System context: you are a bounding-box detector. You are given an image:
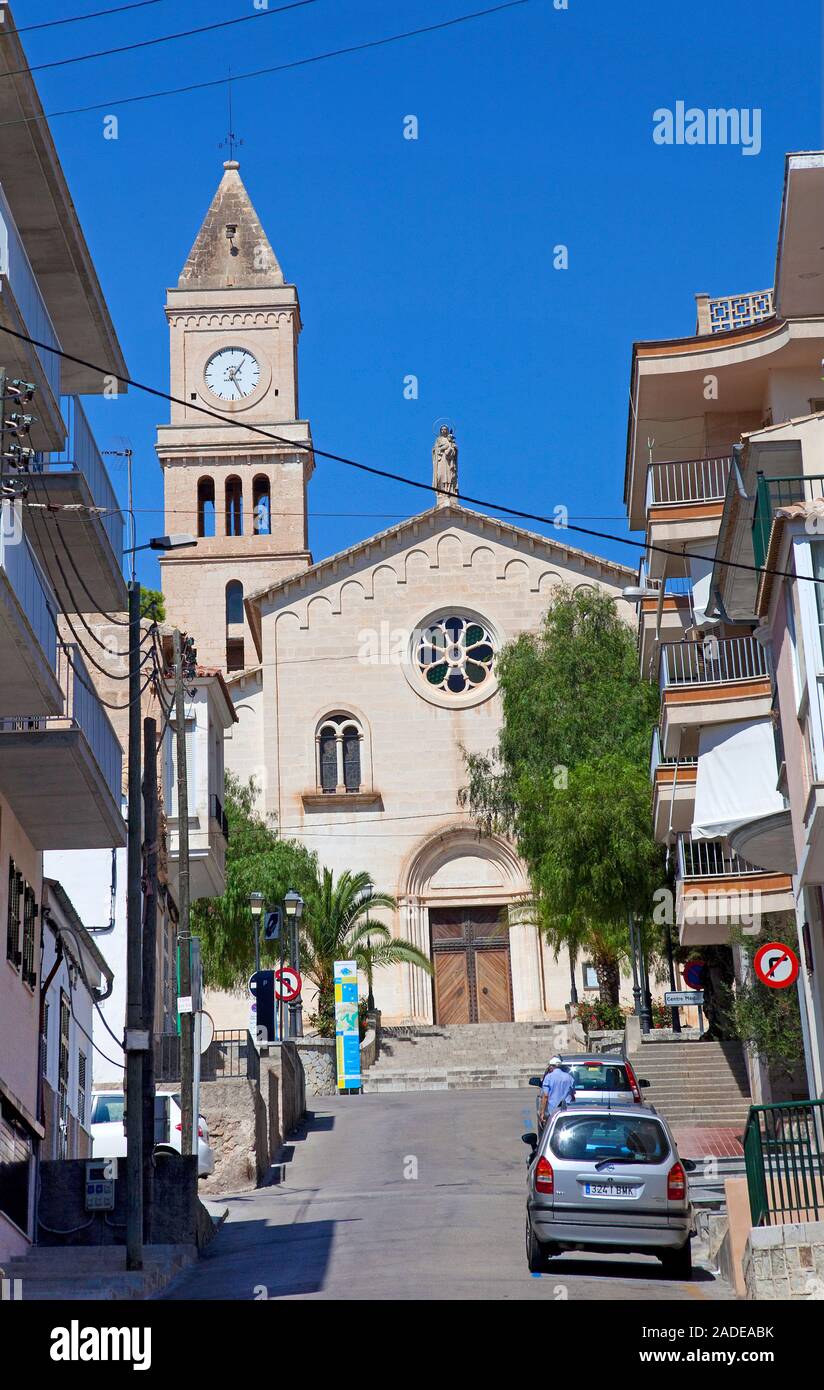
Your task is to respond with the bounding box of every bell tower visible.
[158,159,313,671]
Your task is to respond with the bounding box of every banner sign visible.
[334,960,361,1091]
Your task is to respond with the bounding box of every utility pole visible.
[141,716,159,1241]
[125,580,144,1271]
[174,629,194,1160]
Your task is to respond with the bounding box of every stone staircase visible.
[2,1243,198,1300]
[633,1040,752,1130]
[362,1022,569,1093]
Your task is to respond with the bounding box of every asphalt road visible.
[162,1089,736,1301]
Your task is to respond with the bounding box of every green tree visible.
[300,868,433,1035]
[730,923,804,1071]
[462,586,665,1002]
[140,588,165,623]
[191,773,318,991]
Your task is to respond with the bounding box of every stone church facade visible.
[158,161,637,1026]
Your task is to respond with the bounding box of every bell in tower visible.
[157,160,314,672]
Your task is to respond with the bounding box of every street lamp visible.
[283,890,305,1038]
[249,892,265,975]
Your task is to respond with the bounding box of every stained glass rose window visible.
[416,614,496,695]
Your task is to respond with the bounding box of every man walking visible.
[538,1056,575,1129]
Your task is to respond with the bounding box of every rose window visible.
[416,615,496,695]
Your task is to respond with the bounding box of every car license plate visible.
[584,1181,639,1198]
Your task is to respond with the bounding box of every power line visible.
[0,0,535,128]
[5,0,165,36]
[2,0,322,80]
[0,321,816,591]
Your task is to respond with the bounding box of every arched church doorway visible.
[430,906,513,1024]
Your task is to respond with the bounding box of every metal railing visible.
[43,396,124,562]
[210,792,229,842]
[649,726,698,782]
[743,1100,824,1227]
[154,1029,259,1083]
[645,456,731,508]
[660,635,769,688]
[752,473,824,570]
[62,645,122,805]
[0,183,62,400]
[0,501,59,677]
[677,833,760,879]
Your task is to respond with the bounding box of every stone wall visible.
[198,1039,306,1196]
[295,1028,377,1097]
[744,1221,824,1299]
[36,1154,210,1248]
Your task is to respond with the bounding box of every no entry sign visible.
[274,965,302,1002]
[753,942,800,990]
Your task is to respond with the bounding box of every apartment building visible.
[0,15,127,1262]
[626,150,824,1101]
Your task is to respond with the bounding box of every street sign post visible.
[754,942,800,990]
[664,990,704,1008]
[249,969,276,1043]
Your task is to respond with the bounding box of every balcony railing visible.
[743,1100,824,1227]
[1,644,122,803]
[0,183,61,401]
[645,456,731,509]
[752,473,824,570]
[677,833,760,879]
[649,727,698,783]
[696,289,774,335]
[40,397,124,562]
[210,792,229,842]
[0,501,59,671]
[660,636,769,688]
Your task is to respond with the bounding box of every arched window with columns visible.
[253,475,271,535]
[316,713,362,793]
[197,477,215,537]
[225,476,243,536]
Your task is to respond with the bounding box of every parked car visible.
[522,1103,695,1279]
[90,1089,215,1177]
[528,1054,651,1126]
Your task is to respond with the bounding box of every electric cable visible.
[0,321,817,588]
[2,0,322,80]
[7,0,165,36]
[0,1,535,129]
[26,472,136,625]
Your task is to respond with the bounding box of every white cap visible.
[548,1055,562,1067]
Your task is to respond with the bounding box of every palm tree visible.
[299,868,432,1034]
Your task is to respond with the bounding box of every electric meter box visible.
[84,1159,115,1211]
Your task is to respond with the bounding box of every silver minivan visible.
[523,1104,695,1279]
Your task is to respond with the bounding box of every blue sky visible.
[15,0,824,588]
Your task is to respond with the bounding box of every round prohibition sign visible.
[753,941,800,990]
[274,966,302,1002]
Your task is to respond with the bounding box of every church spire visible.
[177,160,285,291]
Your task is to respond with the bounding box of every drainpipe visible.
[38,911,63,1130]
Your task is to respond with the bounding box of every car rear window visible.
[570,1062,631,1092]
[91,1094,124,1125]
[549,1115,670,1165]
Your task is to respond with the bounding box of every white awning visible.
[692,719,785,840]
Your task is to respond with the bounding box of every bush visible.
[651,1000,673,1030]
[576,999,628,1032]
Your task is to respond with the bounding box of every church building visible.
[159,161,637,1026]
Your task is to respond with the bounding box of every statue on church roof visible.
[432,425,458,504]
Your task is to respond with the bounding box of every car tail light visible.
[174,1123,204,1138]
[624,1060,642,1102]
[667,1161,687,1200]
[535,1156,554,1194]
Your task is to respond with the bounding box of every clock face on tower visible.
[204,347,261,401]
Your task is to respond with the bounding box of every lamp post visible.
[283,890,304,1038]
[249,891,264,975]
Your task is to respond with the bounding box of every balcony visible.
[636,569,694,680]
[644,456,731,580]
[0,502,62,715]
[658,635,772,757]
[675,833,794,946]
[649,728,697,840]
[28,396,127,612]
[0,643,125,848]
[0,183,65,451]
[752,473,824,571]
